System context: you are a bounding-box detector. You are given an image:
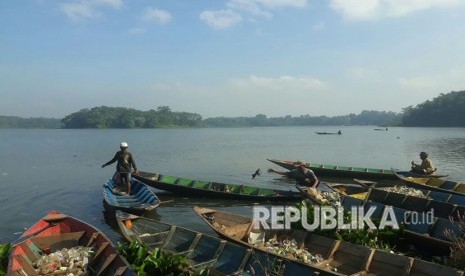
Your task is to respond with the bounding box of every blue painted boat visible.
[103,178,160,214]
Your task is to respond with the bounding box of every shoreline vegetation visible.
[1,90,464,129]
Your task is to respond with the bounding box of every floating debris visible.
[306,188,341,206]
[33,246,94,275]
[263,238,325,265]
[379,186,430,199]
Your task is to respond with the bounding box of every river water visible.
[1,126,465,244]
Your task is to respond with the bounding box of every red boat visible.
[8,211,134,276]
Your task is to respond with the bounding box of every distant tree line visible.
[2,90,465,128]
[204,110,401,127]
[0,116,62,128]
[61,106,203,128]
[402,90,465,127]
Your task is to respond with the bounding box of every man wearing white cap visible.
[102,142,139,195]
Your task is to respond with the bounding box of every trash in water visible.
[33,246,94,275]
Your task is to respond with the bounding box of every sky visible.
[1,0,465,119]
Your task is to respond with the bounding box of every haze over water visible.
[1,126,465,243]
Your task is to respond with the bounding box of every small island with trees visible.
[1,90,465,129]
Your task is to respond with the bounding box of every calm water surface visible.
[1,126,465,243]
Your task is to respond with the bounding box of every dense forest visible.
[61,106,203,128]
[1,90,464,128]
[402,90,465,126]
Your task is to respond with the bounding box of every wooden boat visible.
[315,132,341,135]
[323,183,465,220]
[298,183,463,255]
[193,207,463,276]
[132,171,302,201]
[8,211,134,276]
[115,211,326,275]
[267,158,448,179]
[103,178,160,214]
[396,172,465,197]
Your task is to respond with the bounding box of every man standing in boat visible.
[268,160,319,188]
[411,151,436,174]
[102,142,139,195]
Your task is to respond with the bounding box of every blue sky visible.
[1,0,465,119]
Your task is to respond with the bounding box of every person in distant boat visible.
[337,130,342,135]
[411,151,436,174]
[102,142,139,195]
[268,160,319,188]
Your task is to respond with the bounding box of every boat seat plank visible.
[328,241,372,275]
[410,258,464,276]
[96,253,117,275]
[425,201,456,219]
[384,193,407,208]
[364,201,385,220]
[213,243,250,275]
[449,195,465,206]
[440,181,459,191]
[401,196,430,213]
[428,191,451,203]
[13,254,38,276]
[366,250,413,276]
[304,234,339,259]
[43,213,68,222]
[453,183,465,193]
[367,189,388,203]
[29,231,85,252]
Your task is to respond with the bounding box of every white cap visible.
[120,142,128,148]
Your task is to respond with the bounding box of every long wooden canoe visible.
[316,132,341,135]
[115,210,331,275]
[193,207,463,276]
[298,183,463,255]
[267,158,448,179]
[324,183,465,221]
[396,172,465,197]
[8,211,134,276]
[103,178,160,214]
[132,171,302,201]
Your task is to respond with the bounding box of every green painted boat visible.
[297,183,463,255]
[193,206,463,276]
[133,171,302,201]
[115,211,329,275]
[267,158,448,180]
[326,182,464,221]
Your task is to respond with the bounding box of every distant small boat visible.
[133,171,302,201]
[103,178,160,214]
[8,211,134,275]
[315,132,341,135]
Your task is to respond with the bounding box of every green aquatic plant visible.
[117,241,208,276]
[0,243,11,276]
[293,200,404,251]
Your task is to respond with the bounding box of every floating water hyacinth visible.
[380,186,430,199]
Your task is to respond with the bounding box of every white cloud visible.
[232,75,328,91]
[312,21,325,31]
[256,0,307,9]
[60,0,123,21]
[141,7,172,24]
[128,27,146,35]
[329,0,465,21]
[399,66,465,92]
[201,0,307,29]
[200,10,242,29]
[227,0,273,18]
